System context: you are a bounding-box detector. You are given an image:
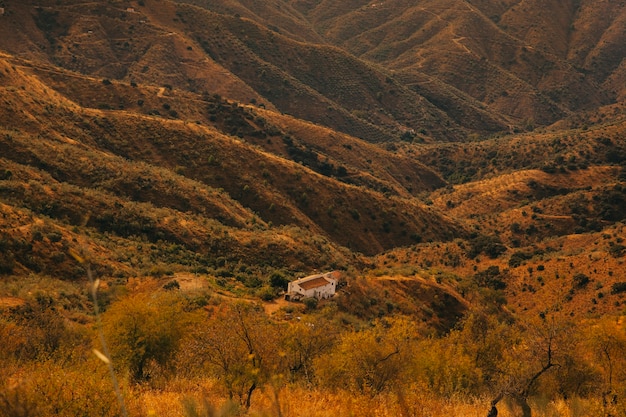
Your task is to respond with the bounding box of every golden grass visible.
[127,382,609,417]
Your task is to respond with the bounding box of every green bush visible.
[303,297,318,310]
[474,266,506,290]
[610,282,626,294]
[469,235,506,259]
[509,251,532,267]
[257,286,277,301]
[269,271,289,290]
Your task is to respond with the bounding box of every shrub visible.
[257,286,277,301]
[609,244,625,258]
[573,273,590,289]
[5,296,74,359]
[215,268,233,277]
[0,238,15,274]
[468,235,506,259]
[0,361,124,417]
[0,169,12,180]
[269,271,289,290]
[474,266,507,290]
[509,251,532,267]
[46,232,62,243]
[303,297,318,310]
[610,282,626,294]
[163,280,180,290]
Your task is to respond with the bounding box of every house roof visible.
[290,271,340,291]
[297,276,333,290]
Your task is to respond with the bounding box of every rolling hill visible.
[0,0,625,325]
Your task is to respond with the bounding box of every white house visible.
[286,271,340,300]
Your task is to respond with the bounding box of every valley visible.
[0,1,625,416]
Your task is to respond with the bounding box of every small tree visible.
[573,273,590,289]
[189,303,284,409]
[485,314,577,417]
[303,297,318,311]
[102,292,189,383]
[282,316,339,383]
[314,317,418,394]
[584,317,626,413]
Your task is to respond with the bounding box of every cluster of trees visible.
[102,293,626,416]
[2,289,626,417]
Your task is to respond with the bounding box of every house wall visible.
[313,282,335,299]
[287,281,302,295]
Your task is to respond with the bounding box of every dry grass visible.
[125,383,610,417]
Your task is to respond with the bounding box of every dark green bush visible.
[610,282,626,294]
[573,273,590,289]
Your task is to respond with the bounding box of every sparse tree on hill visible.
[281,316,339,384]
[314,316,418,394]
[584,317,626,416]
[102,292,189,383]
[188,302,284,409]
[485,314,577,417]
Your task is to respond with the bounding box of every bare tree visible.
[189,302,283,409]
[487,314,574,417]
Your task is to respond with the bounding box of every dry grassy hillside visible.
[0,0,512,140]
[0,51,466,270]
[288,0,624,126]
[0,0,623,319]
[0,0,624,303]
[2,0,623,139]
[175,0,325,43]
[2,2,626,416]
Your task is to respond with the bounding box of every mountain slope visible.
[0,53,464,261]
[0,0,625,326]
[0,0,509,140]
[287,0,624,124]
[3,0,623,139]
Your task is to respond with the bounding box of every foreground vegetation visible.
[1,262,626,417]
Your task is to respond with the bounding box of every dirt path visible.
[171,272,207,291]
[263,297,290,315]
[171,272,287,315]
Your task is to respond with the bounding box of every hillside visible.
[1,1,626,415]
[288,0,625,125]
[0,0,624,326]
[0,51,465,276]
